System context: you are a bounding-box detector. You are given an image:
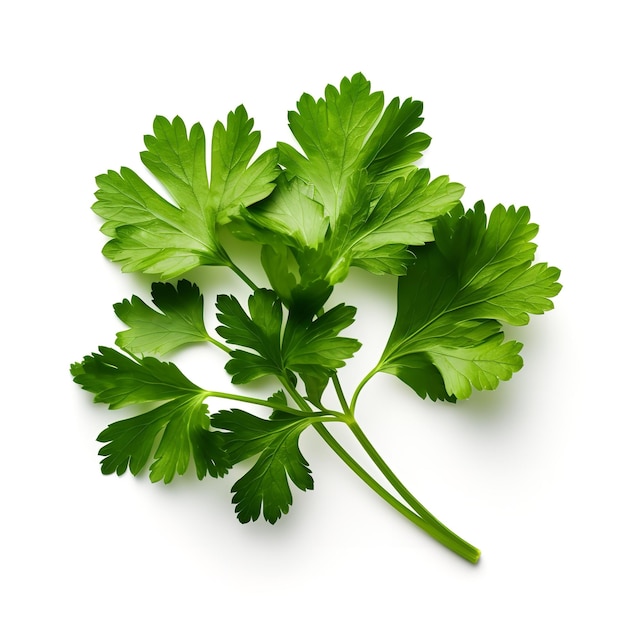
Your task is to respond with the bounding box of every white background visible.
[2,1,624,623]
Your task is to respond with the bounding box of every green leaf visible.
[215,289,360,392]
[243,173,329,250]
[71,346,203,409]
[259,244,298,306]
[381,354,454,402]
[361,95,431,176]
[350,243,416,276]
[213,409,314,523]
[282,303,361,400]
[283,304,360,369]
[426,332,523,400]
[278,73,432,226]
[351,169,464,250]
[329,168,464,278]
[93,166,228,279]
[92,110,278,279]
[215,289,284,383]
[141,116,211,214]
[97,395,230,482]
[71,347,228,481]
[379,202,562,400]
[433,203,562,325]
[278,73,384,224]
[238,74,461,299]
[114,280,209,356]
[209,105,280,224]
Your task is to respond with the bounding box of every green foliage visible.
[215,288,360,398]
[235,73,463,303]
[379,202,561,400]
[71,348,229,482]
[92,110,278,279]
[212,408,315,523]
[72,73,562,563]
[71,346,203,408]
[114,279,210,356]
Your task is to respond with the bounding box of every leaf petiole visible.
[207,335,231,354]
[331,373,351,415]
[204,389,324,418]
[225,258,259,292]
[349,365,380,414]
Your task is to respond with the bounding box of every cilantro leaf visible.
[70,346,203,408]
[71,348,228,481]
[141,116,212,215]
[215,289,284,383]
[350,170,464,251]
[215,289,360,394]
[209,105,280,225]
[327,168,464,281]
[379,202,562,400]
[93,166,227,278]
[278,72,429,224]
[278,72,382,222]
[282,302,361,402]
[283,303,361,370]
[114,280,209,356]
[235,173,329,250]
[97,395,230,482]
[92,110,278,279]
[73,74,562,564]
[258,244,299,306]
[212,409,314,523]
[237,73,462,306]
[360,93,431,177]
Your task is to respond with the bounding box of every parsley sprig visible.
[72,73,561,563]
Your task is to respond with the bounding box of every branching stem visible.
[219,256,480,563]
[313,422,480,563]
[281,373,480,563]
[347,418,480,562]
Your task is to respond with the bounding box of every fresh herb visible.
[71,73,561,563]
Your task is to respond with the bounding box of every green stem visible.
[347,418,480,562]
[282,374,479,563]
[204,389,323,417]
[313,422,480,563]
[207,335,231,354]
[280,375,311,411]
[350,364,380,414]
[227,260,259,292]
[331,373,351,415]
[342,369,478,560]
[219,257,479,561]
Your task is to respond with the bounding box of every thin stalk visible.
[347,418,480,561]
[331,373,351,415]
[313,422,480,563]
[280,375,313,412]
[204,389,323,418]
[207,335,231,354]
[227,260,259,292]
[282,374,479,563]
[349,364,380,414]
